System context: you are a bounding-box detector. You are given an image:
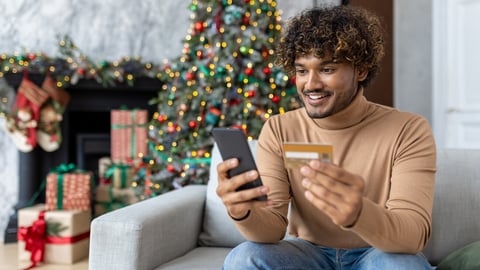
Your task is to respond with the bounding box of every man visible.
[216,5,436,269]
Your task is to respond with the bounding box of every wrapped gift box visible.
[111,109,148,162]
[17,204,91,264]
[45,168,93,211]
[94,185,139,216]
[95,184,139,205]
[98,156,134,188]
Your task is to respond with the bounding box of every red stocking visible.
[3,77,49,152]
[37,75,70,152]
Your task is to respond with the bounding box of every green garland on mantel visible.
[0,35,169,89]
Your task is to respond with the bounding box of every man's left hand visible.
[300,160,365,227]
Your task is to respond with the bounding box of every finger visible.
[304,189,340,217]
[217,158,239,181]
[302,178,342,208]
[300,166,347,195]
[216,168,266,198]
[304,160,363,190]
[220,179,269,204]
[303,187,359,226]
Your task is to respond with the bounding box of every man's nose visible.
[305,72,324,90]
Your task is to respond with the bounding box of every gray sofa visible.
[89,142,480,269]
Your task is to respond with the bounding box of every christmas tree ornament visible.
[263,67,271,76]
[3,76,49,152]
[37,75,71,152]
[194,21,205,32]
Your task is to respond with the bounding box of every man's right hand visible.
[216,158,271,220]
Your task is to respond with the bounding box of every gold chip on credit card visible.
[282,142,333,170]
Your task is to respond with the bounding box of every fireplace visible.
[3,73,161,242]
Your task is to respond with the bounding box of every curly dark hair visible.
[275,5,385,88]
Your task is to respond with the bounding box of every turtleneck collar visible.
[308,87,372,130]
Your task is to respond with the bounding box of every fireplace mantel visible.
[3,73,161,242]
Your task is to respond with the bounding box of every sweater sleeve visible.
[344,116,437,253]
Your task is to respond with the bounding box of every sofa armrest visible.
[89,185,207,270]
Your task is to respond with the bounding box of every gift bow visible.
[50,163,76,174]
[18,211,47,269]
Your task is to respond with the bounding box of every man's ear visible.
[356,66,368,82]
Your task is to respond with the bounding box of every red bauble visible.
[272,95,281,103]
[242,15,250,26]
[263,67,271,76]
[167,125,176,133]
[28,53,36,60]
[167,164,176,172]
[247,90,256,98]
[77,68,85,75]
[209,107,221,115]
[188,120,197,129]
[186,72,195,81]
[245,67,254,76]
[157,114,167,123]
[229,98,241,106]
[196,50,203,59]
[194,21,205,32]
[290,76,296,85]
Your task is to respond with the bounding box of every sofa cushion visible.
[198,141,256,247]
[154,247,230,270]
[436,241,480,270]
[422,149,480,265]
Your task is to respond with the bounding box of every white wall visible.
[0,0,333,243]
[394,0,433,124]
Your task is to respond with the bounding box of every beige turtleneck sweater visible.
[233,90,437,254]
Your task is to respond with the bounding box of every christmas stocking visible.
[37,75,70,152]
[3,76,49,152]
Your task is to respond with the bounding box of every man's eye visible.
[322,68,335,73]
[295,69,306,74]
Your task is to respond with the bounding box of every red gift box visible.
[45,165,92,211]
[111,109,148,162]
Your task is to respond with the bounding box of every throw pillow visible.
[437,241,480,270]
[197,141,258,247]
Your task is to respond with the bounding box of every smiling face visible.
[294,53,368,119]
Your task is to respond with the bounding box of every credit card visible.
[283,142,333,170]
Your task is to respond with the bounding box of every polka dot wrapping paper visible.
[45,171,93,211]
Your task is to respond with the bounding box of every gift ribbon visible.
[45,230,90,245]
[104,163,130,188]
[17,211,46,269]
[111,109,147,159]
[49,163,77,210]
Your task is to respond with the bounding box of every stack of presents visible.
[17,108,150,267]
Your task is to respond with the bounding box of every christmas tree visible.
[143,0,299,195]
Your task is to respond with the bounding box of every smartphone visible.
[211,127,267,201]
